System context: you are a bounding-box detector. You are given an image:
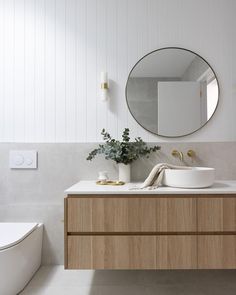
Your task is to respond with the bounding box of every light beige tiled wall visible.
[0,142,236,264]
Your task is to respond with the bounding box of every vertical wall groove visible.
[0,0,235,142]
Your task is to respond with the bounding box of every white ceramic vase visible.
[118,163,131,183]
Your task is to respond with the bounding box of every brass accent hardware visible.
[96,180,125,186]
[101,82,108,89]
[187,150,196,158]
[171,150,183,161]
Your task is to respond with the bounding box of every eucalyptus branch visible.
[86,128,160,165]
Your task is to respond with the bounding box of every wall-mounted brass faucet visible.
[171,150,183,161]
[187,149,196,161]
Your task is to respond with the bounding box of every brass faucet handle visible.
[187,149,196,158]
[171,150,183,161]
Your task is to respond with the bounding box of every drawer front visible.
[67,197,156,232]
[67,197,196,233]
[156,235,197,269]
[156,198,196,232]
[67,236,156,269]
[67,235,197,269]
[198,235,236,269]
[198,198,236,232]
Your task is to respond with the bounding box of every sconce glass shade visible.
[101,71,108,101]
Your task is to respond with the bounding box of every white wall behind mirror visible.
[0,0,235,142]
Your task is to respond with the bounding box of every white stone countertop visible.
[65,180,236,195]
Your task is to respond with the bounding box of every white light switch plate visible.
[9,150,38,169]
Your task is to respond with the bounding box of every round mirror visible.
[126,47,219,137]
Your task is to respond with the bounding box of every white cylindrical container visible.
[98,171,109,182]
[118,163,131,183]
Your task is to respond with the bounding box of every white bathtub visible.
[0,223,43,295]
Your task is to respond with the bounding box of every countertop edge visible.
[64,180,236,195]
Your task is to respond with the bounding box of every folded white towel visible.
[140,163,192,189]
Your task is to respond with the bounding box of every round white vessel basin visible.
[162,167,215,188]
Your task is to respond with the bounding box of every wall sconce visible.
[100,71,108,101]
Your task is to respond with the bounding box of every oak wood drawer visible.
[67,197,196,232]
[67,235,197,269]
[198,235,236,269]
[67,197,156,232]
[198,198,236,232]
[156,235,197,269]
[156,198,196,232]
[67,235,156,269]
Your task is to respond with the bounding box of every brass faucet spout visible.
[171,150,183,161]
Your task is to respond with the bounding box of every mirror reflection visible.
[126,47,219,137]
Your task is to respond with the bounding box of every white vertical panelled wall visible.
[0,0,235,142]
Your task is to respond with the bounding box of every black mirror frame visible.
[125,46,220,138]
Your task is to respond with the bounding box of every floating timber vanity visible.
[64,181,236,270]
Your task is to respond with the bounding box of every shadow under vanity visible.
[64,181,236,270]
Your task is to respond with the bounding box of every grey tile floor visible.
[20,266,236,295]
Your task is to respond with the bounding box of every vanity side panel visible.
[64,198,68,269]
[156,236,197,269]
[156,198,196,232]
[198,196,236,232]
[67,236,156,269]
[198,235,236,269]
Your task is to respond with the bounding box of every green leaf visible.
[86,128,161,164]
